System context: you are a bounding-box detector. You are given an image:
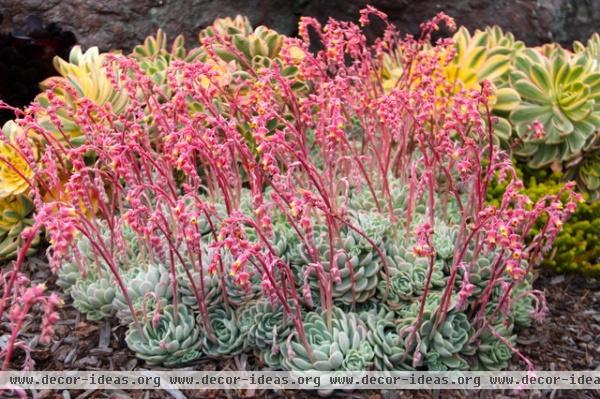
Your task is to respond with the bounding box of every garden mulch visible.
[2,256,599,398]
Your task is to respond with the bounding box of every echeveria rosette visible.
[125,304,203,366]
[411,260,447,295]
[178,249,260,311]
[432,222,458,261]
[510,282,534,329]
[70,272,117,321]
[280,307,373,371]
[509,47,600,168]
[202,307,246,357]
[360,306,414,371]
[246,299,300,368]
[301,210,389,305]
[419,311,473,371]
[112,264,173,325]
[396,290,446,327]
[56,261,81,293]
[379,270,413,311]
[452,252,494,296]
[474,321,516,371]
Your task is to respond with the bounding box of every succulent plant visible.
[379,270,413,310]
[236,299,259,345]
[201,306,246,357]
[178,250,260,311]
[446,27,523,142]
[432,222,458,260]
[565,136,600,199]
[474,321,516,371]
[125,303,203,366]
[411,260,447,294]
[112,264,173,325]
[0,121,35,198]
[35,46,129,145]
[360,306,414,371]
[574,32,600,66]
[131,30,206,90]
[510,282,534,329]
[70,271,117,321]
[452,251,494,296]
[200,17,283,70]
[0,194,40,260]
[300,211,389,305]
[280,307,373,371]
[245,299,300,368]
[198,15,305,93]
[509,46,600,168]
[418,311,473,370]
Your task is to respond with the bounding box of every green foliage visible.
[489,167,600,275]
[0,194,39,260]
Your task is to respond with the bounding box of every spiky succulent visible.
[280,307,373,371]
[200,17,283,70]
[112,264,173,325]
[0,194,40,260]
[35,46,129,145]
[201,306,245,357]
[131,30,206,91]
[125,303,203,366]
[70,271,117,321]
[245,299,300,368]
[509,47,600,168]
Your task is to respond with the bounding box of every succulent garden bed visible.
[0,6,599,398]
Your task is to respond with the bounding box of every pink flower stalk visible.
[0,7,580,370]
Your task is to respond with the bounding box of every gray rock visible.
[1,0,599,51]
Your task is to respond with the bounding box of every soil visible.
[2,257,599,399]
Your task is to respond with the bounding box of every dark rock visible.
[2,0,600,53]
